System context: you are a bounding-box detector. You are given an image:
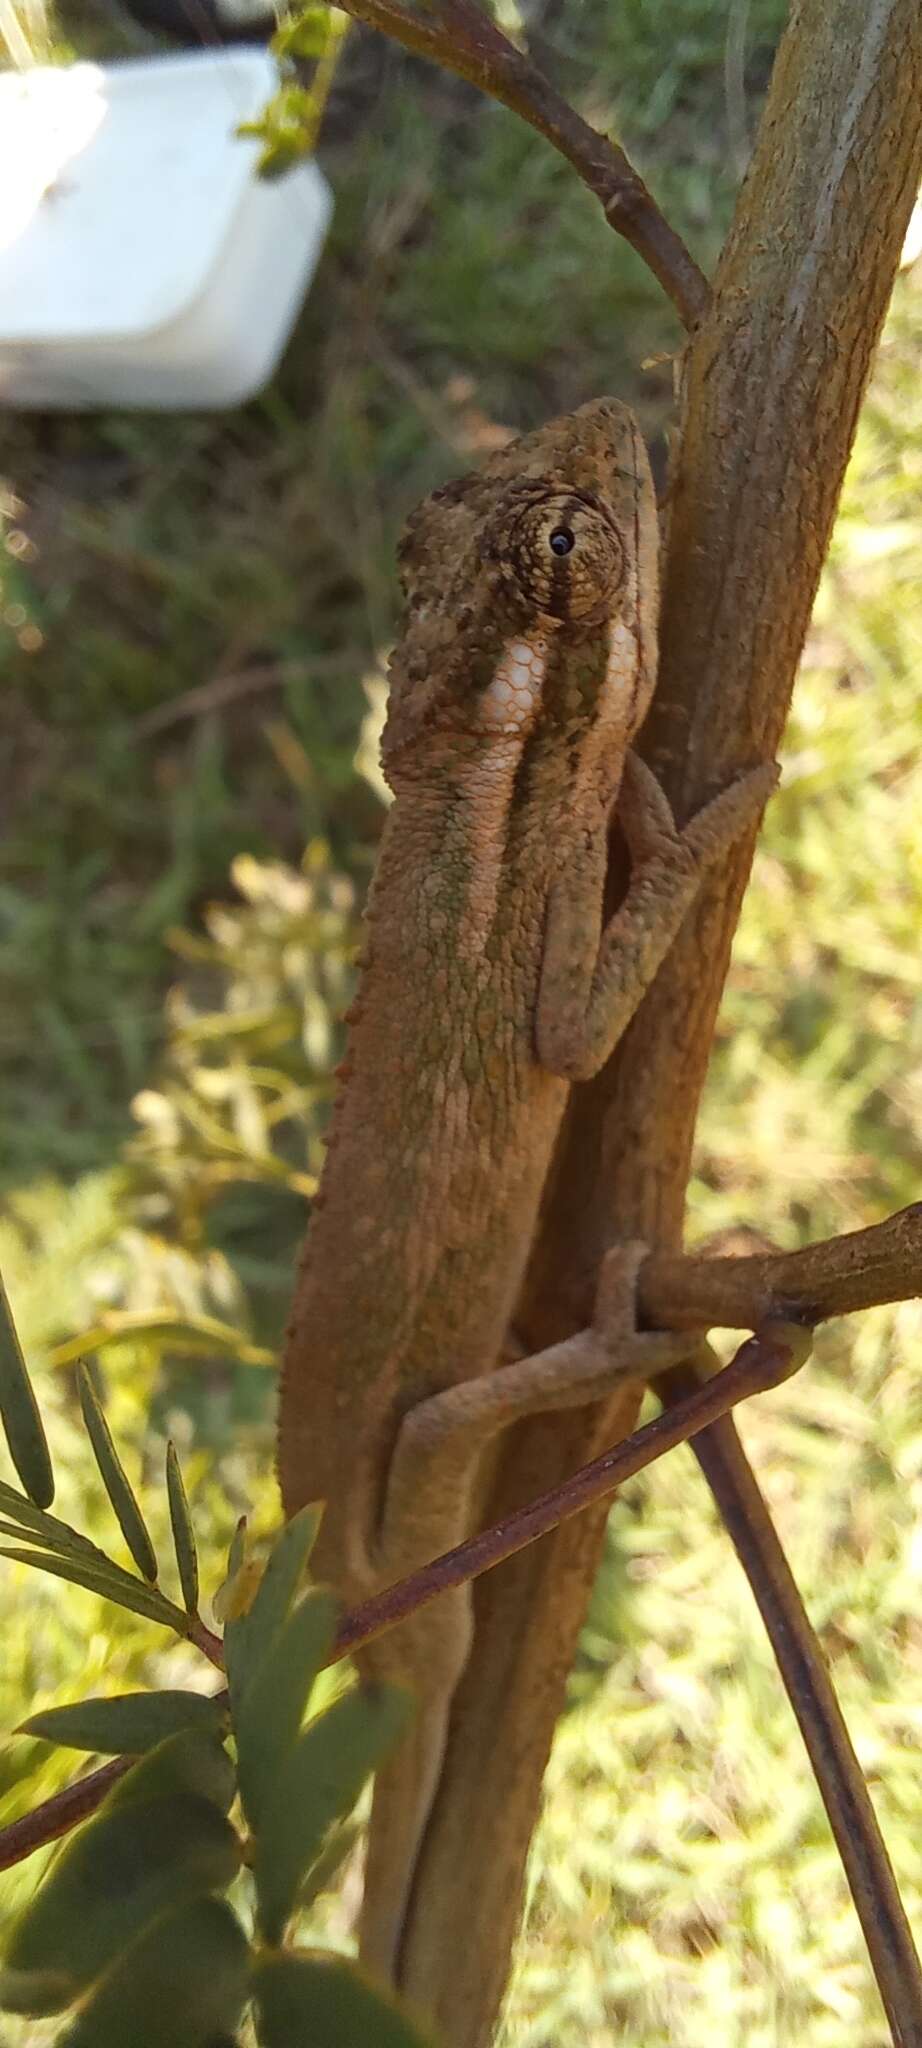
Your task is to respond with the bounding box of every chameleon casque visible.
[278,398,774,2005]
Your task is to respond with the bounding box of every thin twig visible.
[325,0,708,328]
[3,1196,920,1876]
[186,1613,225,1667]
[130,655,355,739]
[639,1203,922,1332]
[658,1358,922,2048]
[332,1323,808,1657]
[0,1756,129,1870]
[0,1324,803,1873]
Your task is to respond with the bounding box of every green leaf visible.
[1,1788,240,2013]
[257,137,308,179]
[227,1514,247,1579]
[224,1502,324,1708]
[19,1689,227,1755]
[0,1546,185,1629]
[235,1587,337,1825]
[0,1506,149,1592]
[296,1817,360,1911]
[0,1479,123,1569]
[105,1729,237,1815]
[48,1310,274,1371]
[78,1362,158,1581]
[255,1681,412,1943]
[272,7,338,59]
[166,1440,199,1614]
[57,1897,249,2048]
[253,1950,436,2048]
[0,1266,54,1509]
[212,1513,252,1626]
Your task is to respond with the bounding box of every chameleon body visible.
[278,399,773,1996]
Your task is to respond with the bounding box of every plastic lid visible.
[0,52,287,342]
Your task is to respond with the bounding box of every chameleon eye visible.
[488,487,625,624]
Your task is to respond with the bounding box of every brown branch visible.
[0,1756,129,1871]
[0,1325,804,1877]
[332,1323,807,1657]
[413,9,922,2034]
[10,1188,916,1876]
[639,1203,922,1332]
[659,1359,922,2048]
[6,1186,919,1908]
[129,656,352,738]
[323,0,708,329]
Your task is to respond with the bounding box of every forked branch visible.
[0,1324,805,1877]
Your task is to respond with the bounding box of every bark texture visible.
[396,4,922,2040]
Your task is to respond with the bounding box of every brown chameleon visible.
[278,398,774,1998]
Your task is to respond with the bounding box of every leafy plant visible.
[0,1283,431,2048]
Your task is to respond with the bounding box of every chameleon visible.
[277,397,775,1995]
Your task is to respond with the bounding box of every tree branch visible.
[8,1291,922,2048]
[333,1324,808,1657]
[0,1756,129,1872]
[0,1324,805,1878]
[659,1359,922,2048]
[403,8,922,2037]
[322,0,708,328]
[639,1203,922,1332]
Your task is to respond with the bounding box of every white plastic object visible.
[0,51,333,409]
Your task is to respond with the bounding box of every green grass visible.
[0,0,783,1182]
[5,4,922,2042]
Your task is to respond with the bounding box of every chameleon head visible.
[383,397,659,782]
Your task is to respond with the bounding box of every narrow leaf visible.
[253,1951,435,2048]
[0,1510,150,1592]
[166,1440,199,1614]
[0,1479,125,1569]
[297,1817,360,1911]
[105,1729,236,1815]
[78,1363,158,1582]
[0,1547,185,1630]
[0,1268,53,1509]
[1,1792,240,2012]
[19,1690,227,1755]
[49,1311,274,1370]
[224,1502,324,1708]
[272,7,338,58]
[222,1515,247,1593]
[212,1515,254,1628]
[235,1588,338,1825]
[57,1897,248,2048]
[255,1681,412,1943]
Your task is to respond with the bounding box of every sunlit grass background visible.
[1,2,921,2041]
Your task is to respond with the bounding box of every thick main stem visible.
[395,6,922,2041]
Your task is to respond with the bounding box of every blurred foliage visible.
[0,1469,427,2048]
[0,0,784,1183]
[2,0,922,2042]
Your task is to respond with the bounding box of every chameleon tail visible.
[358,1688,451,1984]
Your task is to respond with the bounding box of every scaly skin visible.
[278,398,773,2002]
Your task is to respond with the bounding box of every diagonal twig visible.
[321,0,708,328]
[6,1285,922,2045]
[658,1357,922,2048]
[0,1323,802,1875]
